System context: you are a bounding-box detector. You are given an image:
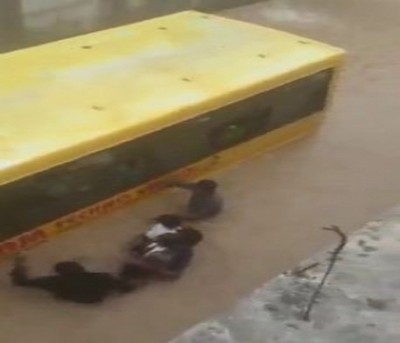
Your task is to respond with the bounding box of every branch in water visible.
[302,225,348,321]
[291,262,320,277]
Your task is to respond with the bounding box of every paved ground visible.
[1,0,400,342]
[171,215,400,343]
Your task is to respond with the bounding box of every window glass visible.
[210,110,272,150]
[0,142,153,240]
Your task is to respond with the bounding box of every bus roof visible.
[0,11,344,185]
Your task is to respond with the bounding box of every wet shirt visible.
[188,190,223,218]
[11,267,133,304]
[175,183,223,218]
[144,223,182,240]
[141,242,193,273]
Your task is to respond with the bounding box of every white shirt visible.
[145,224,182,240]
[143,242,167,257]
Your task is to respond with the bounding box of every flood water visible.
[1,1,400,343]
[0,0,251,52]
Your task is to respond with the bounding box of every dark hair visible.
[196,179,217,192]
[154,214,182,228]
[180,229,203,246]
[54,261,85,275]
[158,229,203,248]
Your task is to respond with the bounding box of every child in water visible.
[10,255,135,304]
[168,179,223,221]
[129,214,183,255]
[121,228,203,280]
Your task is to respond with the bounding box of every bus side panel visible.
[0,112,322,260]
[0,66,338,258]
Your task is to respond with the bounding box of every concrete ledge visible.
[171,217,400,342]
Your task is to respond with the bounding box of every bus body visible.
[0,11,345,258]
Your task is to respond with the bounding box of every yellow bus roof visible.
[0,11,344,186]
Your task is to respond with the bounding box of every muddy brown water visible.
[1,0,400,342]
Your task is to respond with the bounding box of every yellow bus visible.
[0,11,345,258]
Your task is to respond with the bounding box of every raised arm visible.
[10,256,57,290]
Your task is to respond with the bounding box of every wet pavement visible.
[171,216,400,343]
[1,0,400,343]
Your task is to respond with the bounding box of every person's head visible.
[154,214,182,228]
[158,229,203,248]
[53,261,86,276]
[196,179,218,193]
[179,229,203,247]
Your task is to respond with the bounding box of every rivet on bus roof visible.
[91,105,105,111]
[201,15,210,19]
[158,27,168,30]
[298,40,311,44]
[258,54,267,58]
[182,78,192,82]
[81,45,93,49]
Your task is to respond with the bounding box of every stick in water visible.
[302,225,347,321]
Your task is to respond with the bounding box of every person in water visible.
[10,255,135,304]
[120,228,203,281]
[129,214,184,255]
[168,179,223,220]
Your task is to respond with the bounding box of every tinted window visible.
[210,110,271,150]
[0,141,157,240]
[271,69,333,127]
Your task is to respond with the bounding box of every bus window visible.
[210,110,272,150]
[138,70,333,176]
[0,143,155,240]
[271,69,333,127]
[144,118,211,176]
